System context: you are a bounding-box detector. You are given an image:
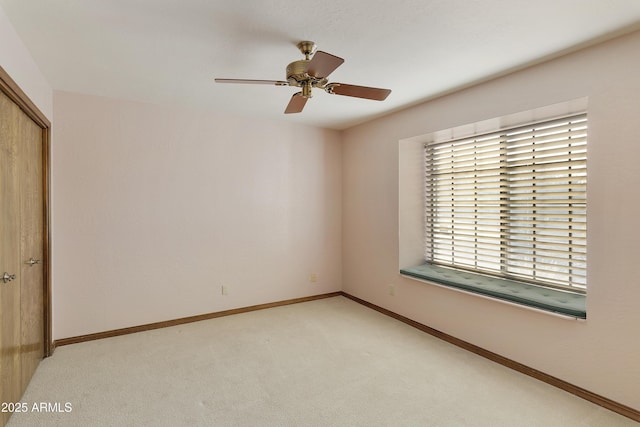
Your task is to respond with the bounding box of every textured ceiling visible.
[2,0,640,129]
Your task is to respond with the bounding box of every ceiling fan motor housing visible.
[286,59,328,92]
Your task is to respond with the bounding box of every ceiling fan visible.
[215,41,392,114]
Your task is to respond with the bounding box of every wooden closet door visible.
[18,100,45,392]
[0,90,22,427]
[0,88,45,427]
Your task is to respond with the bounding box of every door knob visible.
[25,258,41,267]
[2,272,16,283]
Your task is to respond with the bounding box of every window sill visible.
[400,264,586,319]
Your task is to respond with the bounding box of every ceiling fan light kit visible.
[215,41,391,114]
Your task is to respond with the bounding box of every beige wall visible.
[342,30,640,410]
[0,5,52,119]
[52,91,342,339]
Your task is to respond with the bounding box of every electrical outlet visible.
[310,273,317,283]
[388,284,396,296]
[221,285,228,296]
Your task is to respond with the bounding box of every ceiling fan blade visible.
[215,78,288,86]
[306,51,344,78]
[328,83,391,101]
[284,93,307,114]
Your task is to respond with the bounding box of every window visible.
[424,113,587,293]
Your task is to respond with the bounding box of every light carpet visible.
[7,296,638,426]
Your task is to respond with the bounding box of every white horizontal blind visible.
[424,113,587,291]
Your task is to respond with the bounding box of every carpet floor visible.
[7,296,638,426]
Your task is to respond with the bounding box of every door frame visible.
[0,65,52,357]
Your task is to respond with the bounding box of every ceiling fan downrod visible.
[297,40,317,59]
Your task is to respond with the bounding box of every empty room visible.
[1,0,640,425]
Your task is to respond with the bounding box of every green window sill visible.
[400,264,586,319]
